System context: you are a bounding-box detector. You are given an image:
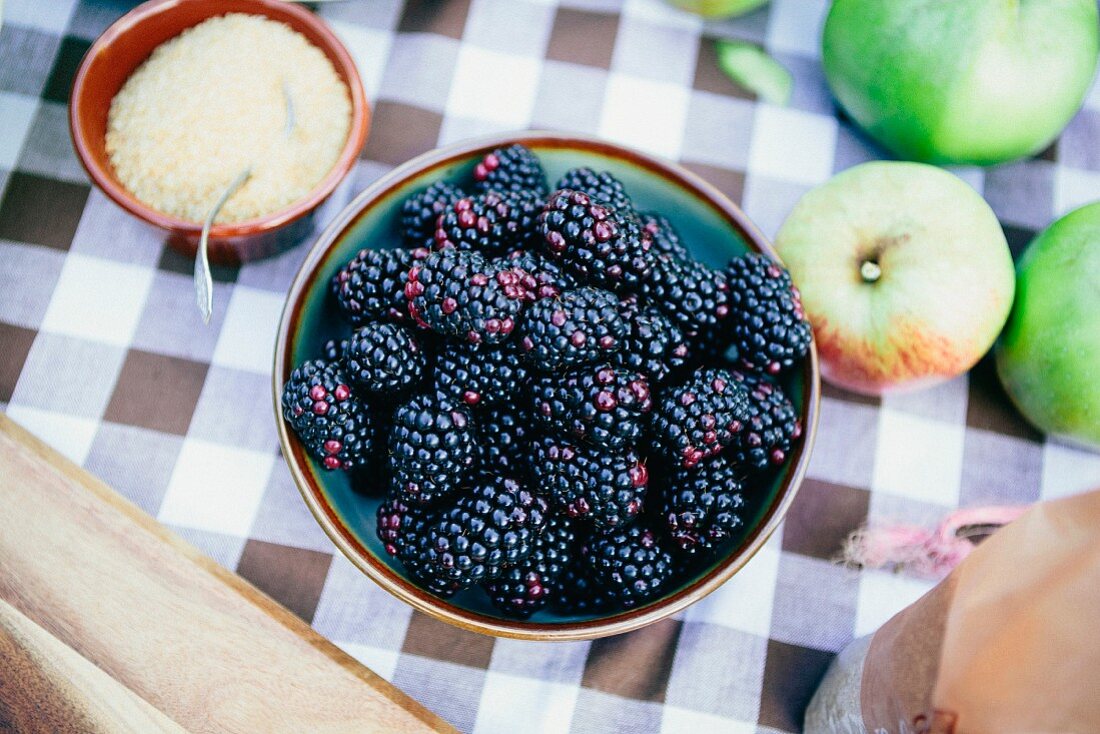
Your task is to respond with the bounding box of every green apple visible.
[666,0,768,19]
[774,161,1015,395]
[822,0,1100,165]
[996,203,1100,450]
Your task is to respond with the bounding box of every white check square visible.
[854,569,935,637]
[1041,441,1100,501]
[765,0,828,58]
[336,641,400,682]
[599,73,690,160]
[5,0,78,33]
[0,92,38,170]
[328,21,394,103]
[40,253,154,347]
[474,672,579,734]
[446,46,539,128]
[748,104,837,186]
[211,286,285,375]
[684,536,780,638]
[661,706,755,734]
[1054,165,1100,217]
[4,406,99,466]
[872,408,964,507]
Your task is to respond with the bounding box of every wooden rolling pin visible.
[0,414,454,733]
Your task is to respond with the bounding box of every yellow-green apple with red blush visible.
[666,0,768,18]
[774,162,1015,395]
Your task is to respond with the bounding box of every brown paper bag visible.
[806,489,1100,734]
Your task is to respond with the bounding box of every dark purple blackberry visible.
[641,253,731,340]
[615,299,688,384]
[495,249,579,300]
[730,370,802,470]
[332,246,430,325]
[581,525,674,609]
[472,144,548,195]
[433,191,542,255]
[388,395,477,505]
[344,322,426,396]
[531,436,648,529]
[662,455,746,555]
[377,498,462,597]
[422,474,550,589]
[530,364,652,450]
[281,360,372,471]
[640,212,690,261]
[650,367,750,469]
[552,562,616,614]
[517,287,627,372]
[538,189,653,291]
[433,340,529,408]
[555,167,634,214]
[322,338,348,361]
[406,249,529,345]
[483,516,576,617]
[401,181,465,245]
[478,405,535,476]
[726,253,812,374]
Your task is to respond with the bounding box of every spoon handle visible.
[194,167,251,324]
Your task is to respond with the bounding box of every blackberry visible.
[495,249,579,300]
[552,562,616,614]
[478,405,535,476]
[433,191,542,255]
[472,144,548,196]
[388,394,478,505]
[517,287,627,372]
[483,516,576,617]
[332,246,430,325]
[281,359,372,471]
[640,212,690,261]
[538,189,652,291]
[344,322,426,396]
[322,338,348,361]
[423,474,550,588]
[401,181,465,245]
[730,370,802,470]
[530,364,652,450]
[615,299,688,384]
[433,340,529,408]
[377,498,462,597]
[406,248,529,345]
[726,253,812,374]
[642,253,731,339]
[555,167,634,214]
[662,455,746,555]
[650,367,750,469]
[581,525,674,609]
[532,436,648,529]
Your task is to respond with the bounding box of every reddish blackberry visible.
[495,249,579,300]
[530,364,652,450]
[434,191,541,255]
[650,367,750,469]
[581,525,674,609]
[517,287,627,372]
[406,249,529,345]
[388,395,478,505]
[401,181,465,245]
[730,370,801,470]
[642,253,731,339]
[662,455,746,555]
[538,189,652,291]
[472,144,548,195]
[332,246,430,325]
[555,167,634,214]
[640,212,690,261]
[483,516,576,617]
[281,359,372,471]
[615,299,689,384]
[423,474,550,589]
[532,436,648,529]
[479,405,535,476]
[345,322,426,396]
[726,253,812,374]
[433,340,529,408]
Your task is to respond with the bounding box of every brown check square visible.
[362,102,443,167]
[397,0,472,40]
[582,618,681,703]
[681,161,745,205]
[546,8,620,70]
[402,611,496,670]
[0,321,36,402]
[782,478,870,562]
[758,640,834,732]
[103,349,209,436]
[0,171,89,251]
[236,539,334,624]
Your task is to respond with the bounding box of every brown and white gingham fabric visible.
[3,1,1100,731]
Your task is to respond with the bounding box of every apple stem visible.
[860,260,882,283]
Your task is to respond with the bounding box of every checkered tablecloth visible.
[4,0,1100,731]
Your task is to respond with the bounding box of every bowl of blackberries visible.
[274,133,820,639]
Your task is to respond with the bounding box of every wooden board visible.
[0,414,454,734]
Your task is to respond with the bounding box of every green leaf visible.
[714,40,792,106]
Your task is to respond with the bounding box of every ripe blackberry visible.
[377,498,462,597]
[530,364,652,450]
[538,189,653,291]
[423,474,550,589]
[726,253,812,374]
[555,167,634,214]
[483,516,576,617]
[472,144,548,196]
[344,322,426,396]
[552,562,616,614]
[517,287,627,372]
[642,253,731,339]
[479,406,535,476]
[581,525,674,609]
[662,455,746,555]
[434,340,529,408]
[406,249,529,345]
[401,181,465,245]
[640,212,690,261]
[332,246,430,325]
[615,299,688,384]
[532,436,648,529]
[730,370,802,470]
[281,360,372,471]
[322,338,347,361]
[495,249,579,300]
[650,368,750,469]
[388,394,478,505]
[434,191,541,255]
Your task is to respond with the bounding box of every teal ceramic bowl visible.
[273,132,820,640]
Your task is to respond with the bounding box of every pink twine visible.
[841,505,1030,579]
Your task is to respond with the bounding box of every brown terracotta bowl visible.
[273,132,820,640]
[69,0,370,265]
